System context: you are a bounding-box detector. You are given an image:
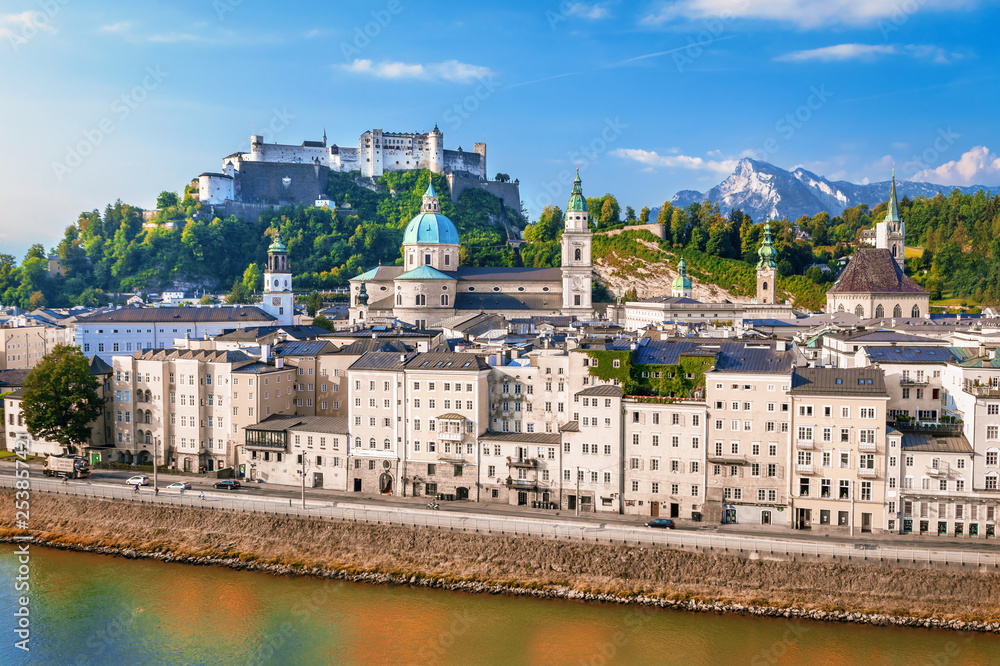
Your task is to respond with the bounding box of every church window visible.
[575,295,582,306]
[762,282,767,291]
[415,295,426,306]
[468,286,475,291]
[493,287,500,292]
[444,254,451,266]
[396,295,402,305]
[575,248,581,261]
[893,304,902,318]
[441,294,449,306]
[912,305,920,318]
[855,305,864,317]
[424,254,431,265]
[875,304,884,318]
[518,287,525,292]
[542,287,550,292]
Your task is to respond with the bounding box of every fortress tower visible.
[473,142,486,180]
[561,170,593,317]
[428,125,444,173]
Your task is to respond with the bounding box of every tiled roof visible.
[827,248,927,294]
[131,349,255,364]
[349,351,412,371]
[273,340,338,357]
[0,369,30,389]
[338,339,411,355]
[232,361,297,374]
[901,432,973,453]
[404,352,490,372]
[560,421,580,432]
[478,431,562,444]
[789,368,888,396]
[88,356,113,375]
[713,343,795,374]
[77,306,275,324]
[214,325,335,342]
[576,384,624,397]
[246,414,349,434]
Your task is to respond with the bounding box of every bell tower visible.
[262,232,294,326]
[876,170,905,270]
[561,170,593,317]
[756,222,777,305]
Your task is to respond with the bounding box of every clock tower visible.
[561,170,594,318]
[262,233,294,326]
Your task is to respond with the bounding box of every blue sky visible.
[2,0,999,259]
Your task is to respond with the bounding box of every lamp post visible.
[300,451,307,509]
[153,437,159,494]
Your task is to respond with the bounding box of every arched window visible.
[144,432,151,444]
[837,304,845,313]
[912,304,920,318]
[875,304,884,318]
[893,304,902,318]
[384,438,391,450]
[892,245,897,257]
[575,248,581,261]
[355,437,361,448]
[369,437,376,449]
[396,295,402,305]
[855,305,864,317]
[441,294,449,306]
[144,410,151,424]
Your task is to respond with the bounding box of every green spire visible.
[424,179,437,199]
[672,258,692,291]
[756,222,777,270]
[357,280,369,306]
[884,170,901,223]
[567,168,588,212]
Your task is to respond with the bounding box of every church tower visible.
[561,170,593,317]
[262,233,294,326]
[876,171,905,270]
[756,222,777,305]
[672,259,693,298]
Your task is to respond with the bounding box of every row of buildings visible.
[5,175,1000,540]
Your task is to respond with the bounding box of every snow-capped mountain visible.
[670,158,1000,221]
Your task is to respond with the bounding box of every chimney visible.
[261,344,270,362]
[276,357,284,369]
[399,353,406,364]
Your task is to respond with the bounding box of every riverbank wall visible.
[4,492,1000,633]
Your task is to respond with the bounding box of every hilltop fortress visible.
[197,126,519,212]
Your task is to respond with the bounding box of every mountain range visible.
[670,158,1000,222]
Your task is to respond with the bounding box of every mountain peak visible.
[671,160,1000,221]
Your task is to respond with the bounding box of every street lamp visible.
[153,437,159,494]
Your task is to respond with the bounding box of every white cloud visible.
[914,146,1000,186]
[777,43,960,63]
[612,148,737,174]
[566,2,612,19]
[99,21,131,34]
[340,59,494,83]
[641,0,976,29]
[0,10,56,39]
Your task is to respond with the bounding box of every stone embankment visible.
[4,492,1000,633]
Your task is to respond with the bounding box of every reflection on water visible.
[1,545,998,665]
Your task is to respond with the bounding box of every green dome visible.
[756,222,777,269]
[402,213,460,245]
[567,171,588,212]
[268,233,287,253]
[673,258,692,290]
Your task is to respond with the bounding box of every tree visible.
[156,191,179,209]
[22,345,102,454]
[29,291,47,309]
[312,313,335,331]
[639,206,651,225]
[199,294,215,305]
[225,279,252,305]
[241,264,262,294]
[623,287,639,302]
[306,291,323,316]
[625,206,636,222]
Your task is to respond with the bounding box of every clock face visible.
[272,297,281,306]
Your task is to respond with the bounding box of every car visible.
[645,518,675,529]
[126,475,150,486]
[166,482,191,490]
[213,480,242,490]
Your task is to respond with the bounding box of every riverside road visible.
[2,464,998,569]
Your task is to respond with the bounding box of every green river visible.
[1,545,998,665]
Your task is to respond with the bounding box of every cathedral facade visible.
[348,173,594,328]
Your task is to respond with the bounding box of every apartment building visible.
[560,385,625,513]
[622,398,706,521]
[244,414,350,489]
[478,431,561,506]
[821,330,941,368]
[856,345,966,422]
[788,367,891,535]
[345,352,408,495]
[1,322,74,370]
[704,342,795,526]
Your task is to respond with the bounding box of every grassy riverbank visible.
[5,492,1000,628]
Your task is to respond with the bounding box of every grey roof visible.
[232,361,297,374]
[712,343,795,374]
[132,349,255,364]
[454,292,561,311]
[404,352,490,372]
[789,368,888,396]
[454,267,563,282]
[338,339,412,355]
[77,306,275,324]
[273,340,338,357]
[0,369,30,389]
[833,330,939,344]
[88,355,113,376]
[827,248,927,294]
[4,388,24,400]
[478,431,561,445]
[246,414,349,435]
[214,325,335,342]
[861,346,965,364]
[576,384,624,397]
[349,351,412,371]
[901,432,974,454]
[560,421,580,432]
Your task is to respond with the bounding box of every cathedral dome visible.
[402,213,460,245]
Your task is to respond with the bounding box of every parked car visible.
[126,475,150,486]
[166,482,191,490]
[213,480,241,490]
[645,518,675,529]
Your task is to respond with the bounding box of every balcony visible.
[795,439,814,450]
[927,463,950,477]
[899,377,929,387]
[963,384,1000,398]
[708,454,748,465]
[507,456,538,469]
[858,440,877,452]
[796,463,815,475]
[438,431,464,442]
[506,478,537,490]
[858,467,878,478]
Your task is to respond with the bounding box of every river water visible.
[1,545,998,665]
